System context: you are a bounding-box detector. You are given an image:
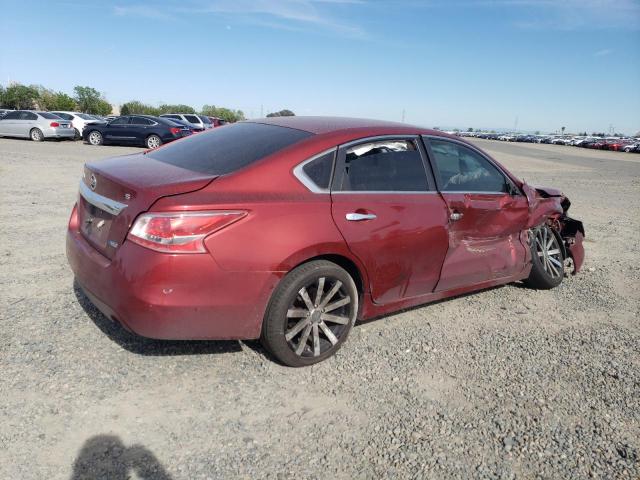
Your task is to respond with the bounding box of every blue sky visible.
[1,0,639,134]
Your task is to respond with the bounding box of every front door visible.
[330,137,450,304]
[424,137,530,292]
[104,116,134,143]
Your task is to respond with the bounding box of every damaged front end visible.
[523,184,585,274]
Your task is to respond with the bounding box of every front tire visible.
[524,225,564,289]
[146,134,162,149]
[30,128,44,142]
[87,130,103,146]
[261,260,358,367]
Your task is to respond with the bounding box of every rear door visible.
[423,136,530,291]
[129,116,155,143]
[330,136,449,304]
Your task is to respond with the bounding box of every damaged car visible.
[66,117,585,367]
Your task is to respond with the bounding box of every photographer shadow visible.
[71,434,172,480]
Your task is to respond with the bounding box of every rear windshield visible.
[38,112,61,119]
[148,122,313,175]
[77,113,94,120]
[199,115,212,124]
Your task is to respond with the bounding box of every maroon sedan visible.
[67,117,585,366]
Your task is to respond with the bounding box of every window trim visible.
[421,135,522,195]
[292,147,337,194]
[331,135,436,194]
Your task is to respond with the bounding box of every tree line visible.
[0,82,294,123]
[0,84,113,115]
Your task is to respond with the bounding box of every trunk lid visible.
[78,153,217,259]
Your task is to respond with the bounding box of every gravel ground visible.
[1,137,638,479]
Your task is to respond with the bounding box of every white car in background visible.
[50,111,104,138]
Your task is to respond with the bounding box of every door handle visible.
[449,211,463,221]
[346,212,377,221]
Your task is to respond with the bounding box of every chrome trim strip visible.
[332,191,437,194]
[339,134,419,150]
[292,147,337,194]
[440,191,507,194]
[79,181,128,216]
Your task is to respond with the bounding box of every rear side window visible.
[148,122,313,175]
[301,151,335,190]
[184,115,200,123]
[130,116,154,125]
[337,139,428,192]
[37,112,60,119]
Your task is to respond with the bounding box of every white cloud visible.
[594,48,613,57]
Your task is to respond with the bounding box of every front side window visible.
[2,111,21,120]
[337,139,428,192]
[110,116,129,125]
[428,138,507,193]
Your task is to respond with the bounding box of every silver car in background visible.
[159,113,213,131]
[0,110,75,141]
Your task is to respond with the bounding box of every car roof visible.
[246,116,439,136]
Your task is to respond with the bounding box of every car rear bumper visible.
[44,127,75,138]
[66,221,281,340]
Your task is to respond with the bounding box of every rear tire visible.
[30,128,44,142]
[146,134,162,149]
[261,260,358,367]
[524,225,564,290]
[87,130,103,146]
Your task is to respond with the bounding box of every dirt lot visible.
[1,137,638,479]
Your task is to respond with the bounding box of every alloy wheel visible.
[285,276,353,358]
[534,227,563,278]
[31,129,42,141]
[147,135,161,149]
[89,131,102,145]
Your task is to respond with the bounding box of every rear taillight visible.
[170,127,181,135]
[127,211,247,253]
[50,122,60,127]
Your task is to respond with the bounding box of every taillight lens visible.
[169,127,181,135]
[127,211,246,253]
[50,122,60,127]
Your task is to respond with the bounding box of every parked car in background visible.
[0,110,75,141]
[606,139,633,152]
[160,114,204,132]
[83,115,191,148]
[208,117,228,128]
[50,111,104,138]
[160,113,212,131]
[66,116,585,366]
[623,142,640,153]
[162,117,198,135]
